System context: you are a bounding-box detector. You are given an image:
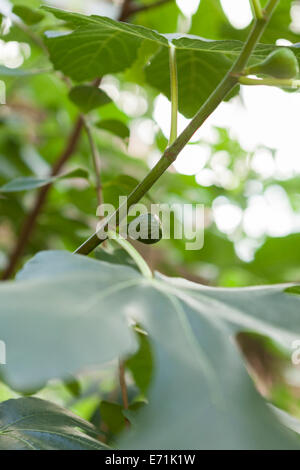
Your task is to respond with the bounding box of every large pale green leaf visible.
[1,251,300,448]
[0,397,108,450]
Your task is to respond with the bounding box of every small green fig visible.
[128,213,162,245]
[246,49,299,79]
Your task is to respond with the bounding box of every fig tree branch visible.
[75,0,280,256]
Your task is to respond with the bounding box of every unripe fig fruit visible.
[128,213,162,245]
[246,49,299,79]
